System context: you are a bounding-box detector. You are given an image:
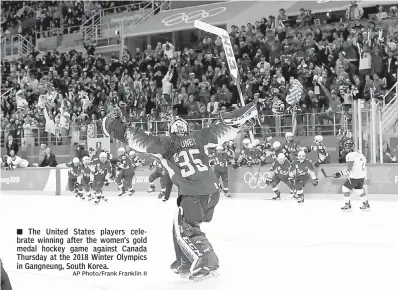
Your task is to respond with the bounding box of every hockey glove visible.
[266,177,272,185]
[314,161,320,168]
[312,178,319,186]
[89,181,93,189]
[220,103,258,128]
[333,172,342,178]
[149,164,155,170]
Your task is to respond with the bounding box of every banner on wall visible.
[87,137,110,152]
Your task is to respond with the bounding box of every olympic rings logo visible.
[243,172,268,189]
[162,7,227,26]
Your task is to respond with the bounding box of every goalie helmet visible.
[169,117,188,137]
[99,152,108,162]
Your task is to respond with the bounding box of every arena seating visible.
[1,1,397,164]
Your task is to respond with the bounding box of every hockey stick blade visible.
[321,168,332,178]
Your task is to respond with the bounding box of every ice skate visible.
[86,193,93,201]
[297,194,304,204]
[147,186,155,193]
[174,262,191,278]
[223,189,231,197]
[94,196,101,205]
[118,189,126,197]
[78,192,85,200]
[128,187,135,196]
[162,196,168,202]
[359,201,370,210]
[272,191,281,200]
[341,202,352,211]
[158,192,164,199]
[170,260,180,270]
[189,265,220,282]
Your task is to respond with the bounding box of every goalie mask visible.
[169,117,188,137]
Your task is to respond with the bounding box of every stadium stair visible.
[1,34,42,61]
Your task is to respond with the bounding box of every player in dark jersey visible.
[115,147,136,197]
[102,103,258,281]
[147,159,173,201]
[91,151,113,204]
[266,153,294,200]
[78,156,93,200]
[305,135,330,167]
[65,157,83,199]
[210,145,233,197]
[289,151,319,204]
[283,132,302,161]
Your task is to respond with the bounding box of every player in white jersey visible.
[333,150,370,210]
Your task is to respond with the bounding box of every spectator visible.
[38,143,47,165]
[382,141,398,163]
[5,135,18,155]
[40,148,57,167]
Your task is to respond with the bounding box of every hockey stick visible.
[194,20,258,143]
[321,168,332,178]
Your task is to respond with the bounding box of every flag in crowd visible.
[286,79,303,106]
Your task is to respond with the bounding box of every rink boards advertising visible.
[1,164,398,195]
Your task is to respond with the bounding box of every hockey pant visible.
[93,177,107,193]
[160,173,173,200]
[67,177,79,192]
[214,170,228,191]
[172,192,220,272]
[293,175,310,191]
[271,176,294,190]
[115,170,134,191]
[79,177,91,192]
[149,170,163,183]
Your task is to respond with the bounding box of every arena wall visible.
[1,165,398,195]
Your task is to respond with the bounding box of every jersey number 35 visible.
[174,149,208,177]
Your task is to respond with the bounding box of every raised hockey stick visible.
[194,20,258,143]
[321,168,332,178]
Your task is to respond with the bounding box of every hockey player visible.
[283,132,302,161]
[333,150,370,210]
[305,135,330,167]
[211,145,232,197]
[235,138,252,167]
[289,151,319,203]
[115,147,136,196]
[102,103,258,281]
[267,141,288,160]
[78,156,93,200]
[65,157,83,199]
[266,153,294,200]
[147,159,173,201]
[91,151,113,204]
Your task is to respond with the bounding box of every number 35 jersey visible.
[103,117,240,196]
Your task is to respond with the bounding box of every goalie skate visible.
[189,269,219,282]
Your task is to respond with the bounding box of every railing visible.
[381,76,398,132]
[1,34,40,59]
[35,25,82,41]
[82,10,102,43]
[0,110,351,150]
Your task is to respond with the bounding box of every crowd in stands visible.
[1,1,398,163]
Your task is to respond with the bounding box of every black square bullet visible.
[17,229,23,235]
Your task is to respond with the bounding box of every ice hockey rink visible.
[1,191,398,290]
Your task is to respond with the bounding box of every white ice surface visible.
[1,192,398,290]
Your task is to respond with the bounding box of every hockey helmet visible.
[242,138,251,147]
[247,144,254,149]
[118,147,126,155]
[129,150,136,158]
[314,135,323,144]
[297,151,306,162]
[216,145,224,153]
[72,157,80,165]
[169,117,188,136]
[272,141,281,150]
[277,153,286,164]
[285,132,294,142]
[252,139,260,147]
